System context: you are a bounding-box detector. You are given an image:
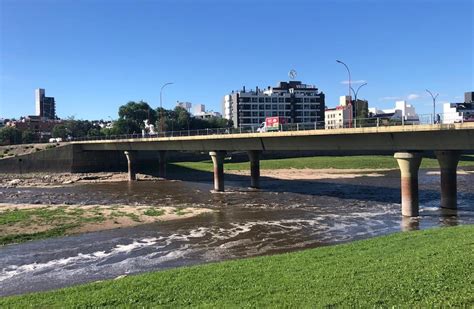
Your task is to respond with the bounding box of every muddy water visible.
[1,169,473,296]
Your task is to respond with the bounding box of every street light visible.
[336,60,352,127]
[159,82,174,132]
[350,82,368,127]
[426,89,439,124]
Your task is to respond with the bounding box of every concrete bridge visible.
[72,123,474,217]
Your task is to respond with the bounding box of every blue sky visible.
[1,0,473,120]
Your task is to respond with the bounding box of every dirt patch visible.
[0,204,213,245]
[227,168,395,180]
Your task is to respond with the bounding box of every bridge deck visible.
[74,123,474,152]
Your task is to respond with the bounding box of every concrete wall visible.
[0,145,127,173]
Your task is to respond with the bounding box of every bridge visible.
[72,123,474,217]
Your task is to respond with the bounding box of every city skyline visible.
[1,0,473,119]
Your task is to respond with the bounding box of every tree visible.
[118,101,156,133]
[0,126,22,145]
[113,118,141,135]
[52,124,69,139]
[21,130,36,144]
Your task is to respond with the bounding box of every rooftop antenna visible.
[288,69,297,80]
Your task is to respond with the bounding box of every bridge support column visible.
[248,150,261,189]
[124,151,138,181]
[158,150,167,178]
[209,151,226,192]
[435,150,461,209]
[394,152,423,217]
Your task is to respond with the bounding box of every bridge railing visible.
[71,112,469,142]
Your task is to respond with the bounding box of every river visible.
[1,169,473,297]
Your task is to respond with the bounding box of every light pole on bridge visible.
[159,82,174,133]
[336,60,353,128]
[426,89,439,124]
[351,82,367,127]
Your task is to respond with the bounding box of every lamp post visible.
[336,60,352,127]
[425,89,438,124]
[350,82,368,127]
[159,82,174,133]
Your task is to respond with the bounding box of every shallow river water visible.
[0,169,473,296]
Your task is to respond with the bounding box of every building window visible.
[259,98,264,103]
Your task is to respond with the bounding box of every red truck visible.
[257,117,287,132]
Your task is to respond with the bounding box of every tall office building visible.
[222,81,325,128]
[35,88,56,119]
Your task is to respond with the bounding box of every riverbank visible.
[1,225,472,306]
[172,154,474,171]
[0,172,161,188]
[1,155,473,188]
[0,204,213,246]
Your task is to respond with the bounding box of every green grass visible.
[0,224,79,246]
[2,225,473,307]
[143,208,165,217]
[171,155,474,172]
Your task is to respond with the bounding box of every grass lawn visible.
[2,225,473,307]
[171,154,474,172]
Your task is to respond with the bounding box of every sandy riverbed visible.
[227,168,396,180]
[0,172,163,188]
[0,169,399,188]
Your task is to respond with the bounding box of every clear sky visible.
[1,0,473,120]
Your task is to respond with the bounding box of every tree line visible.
[0,101,230,145]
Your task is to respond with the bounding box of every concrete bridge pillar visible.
[158,150,167,178]
[435,150,461,209]
[124,151,138,181]
[209,151,226,192]
[247,150,261,189]
[394,152,423,217]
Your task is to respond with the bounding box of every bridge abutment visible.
[158,150,167,178]
[435,150,461,209]
[394,152,423,217]
[124,151,138,181]
[210,151,226,192]
[248,150,261,188]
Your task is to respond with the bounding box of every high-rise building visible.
[35,88,56,119]
[223,81,325,128]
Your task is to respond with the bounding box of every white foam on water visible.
[0,237,160,283]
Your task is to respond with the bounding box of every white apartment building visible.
[325,105,353,129]
[442,92,474,123]
[369,100,419,124]
[223,81,325,128]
